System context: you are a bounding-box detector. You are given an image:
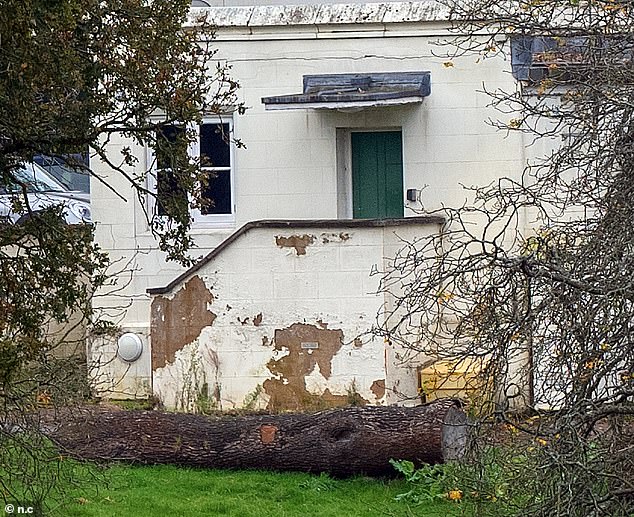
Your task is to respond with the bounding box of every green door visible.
[351,131,404,219]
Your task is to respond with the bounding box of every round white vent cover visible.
[117,333,143,363]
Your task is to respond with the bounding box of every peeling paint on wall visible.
[370,379,386,400]
[263,323,367,411]
[275,234,315,255]
[320,232,350,244]
[150,276,216,370]
[140,223,440,409]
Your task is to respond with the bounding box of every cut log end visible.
[441,405,469,461]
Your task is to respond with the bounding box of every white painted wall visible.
[92,220,441,408]
[90,3,529,403]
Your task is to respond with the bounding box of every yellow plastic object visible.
[418,358,492,404]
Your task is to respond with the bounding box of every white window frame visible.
[147,116,235,229]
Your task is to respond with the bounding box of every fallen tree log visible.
[50,399,468,477]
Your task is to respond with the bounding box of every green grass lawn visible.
[59,465,458,517]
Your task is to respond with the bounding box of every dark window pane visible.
[510,36,533,81]
[157,168,188,217]
[511,36,605,84]
[201,170,231,215]
[156,124,185,169]
[200,123,230,167]
[156,125,187,216]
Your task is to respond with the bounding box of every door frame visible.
[336,127,404,219]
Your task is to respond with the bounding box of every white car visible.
[0,162,91,225]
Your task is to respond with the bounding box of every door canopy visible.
[261,72,431,110]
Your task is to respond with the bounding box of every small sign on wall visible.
[301,342,319,350]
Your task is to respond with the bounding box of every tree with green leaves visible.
[0,0,240,510]
[377,1,634,515]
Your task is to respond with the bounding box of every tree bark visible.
[50,399,468,477]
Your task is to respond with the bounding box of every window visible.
[511,35,634,86]
[155,124,187,217]
[151,118,234,226]
[511,36,589,84]
[198,122,232,216]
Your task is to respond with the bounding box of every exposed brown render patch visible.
[370,379,386,400]
[253,313,263,327]
[353,338,363,348]
[262,336,270,347]
[275,234,315,255]
[259,424,277,444]
[263,323,368,411]
[150,276,216,371]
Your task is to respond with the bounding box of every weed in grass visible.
[390,459,461,504]
[298,472,337,492]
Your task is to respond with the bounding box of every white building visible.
[90,0,532,411]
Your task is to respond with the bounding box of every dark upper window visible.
[154,120,233,221]
[511,36,589,83]
[511,35,634,86]
[199,123,231,216]
[155,124,187,217]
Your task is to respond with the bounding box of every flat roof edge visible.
[188,1,449,28]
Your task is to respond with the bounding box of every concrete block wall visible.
[91,219,442,408]
[90,3,531,404]
[146,219,442,410]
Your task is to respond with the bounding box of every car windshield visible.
[35,155,91,193]
[1,163,67,194]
